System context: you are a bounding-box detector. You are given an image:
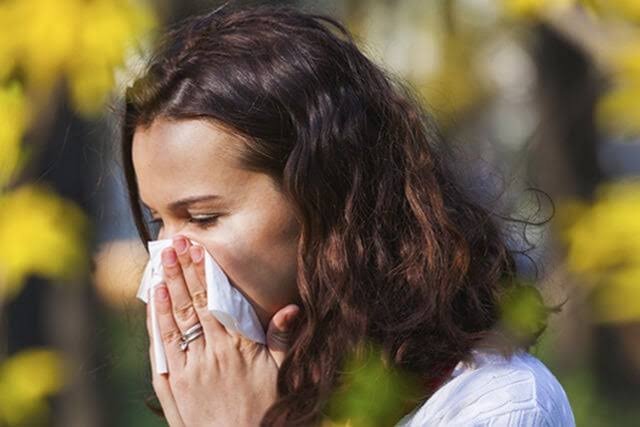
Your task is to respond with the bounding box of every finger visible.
[149,347,186,427]
[174,237,210,328]
[154,284,187,371]
[162,246,205,353]
[189,245,207,286]
[188,244,228,343]
[266,304,300,368]
[146,297,186,427]
[173,236,205,297]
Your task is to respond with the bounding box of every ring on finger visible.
[182,322,203,337]
[179,327,204,351]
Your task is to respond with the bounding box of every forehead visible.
[131,118,251,206]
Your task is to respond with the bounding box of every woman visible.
[121,4,575,426]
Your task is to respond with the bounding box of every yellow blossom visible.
[0,0,156,115]
[591,0,640,21]
[0,6,18,80]
[0,82,30,187]
[67,0,156,115]
[500,0,576,20]
[0,185,90,300]
[1,0,80,90]
[597,40,640,135]
[555,180,640,323]
[0,349,66,426]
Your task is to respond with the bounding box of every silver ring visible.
[182,322,203,338]
[179,329,204,352]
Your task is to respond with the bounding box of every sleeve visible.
[395,353,576,427]
[462,407,556,427]
[434,367,576,427]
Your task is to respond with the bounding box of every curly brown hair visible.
[120,3,549,426]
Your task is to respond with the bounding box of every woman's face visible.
[132,118,301,329]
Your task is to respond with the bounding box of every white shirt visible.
[396,349,575,426]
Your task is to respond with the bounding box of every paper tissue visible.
[137,238,266,374]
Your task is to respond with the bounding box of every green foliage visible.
[325,342,423,427]
[499,283,550,343]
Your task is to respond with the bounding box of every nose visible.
[156,225,170,241]
[156,224,191,242]
[158,231,190,243]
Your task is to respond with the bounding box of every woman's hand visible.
[145,236,300,427]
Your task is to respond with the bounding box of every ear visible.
[265,304,300,368]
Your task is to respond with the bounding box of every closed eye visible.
[188,215,220,226]
[149,215,220,230]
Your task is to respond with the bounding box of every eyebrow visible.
[141,194,222,213]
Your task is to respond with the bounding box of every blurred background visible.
[1,0,639,426]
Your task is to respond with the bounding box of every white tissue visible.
[136,238,266,374]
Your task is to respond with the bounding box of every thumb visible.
[266,304,300,368]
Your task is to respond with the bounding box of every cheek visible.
[201,214,299,312]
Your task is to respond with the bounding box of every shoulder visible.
[396,349,576,427]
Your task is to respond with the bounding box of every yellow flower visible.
[591,267,640,323]
[67,0,156,115]
[0,185,90,300]
[555,180,640,323]
[598,83,640,136]
[591,0,640,21]
[0,82,30,188]
[0,0,156,115]
[1,0,80,91]
[0,6,18,81]
[0,348,66,426]
[500,0,576,19]
[597,40,640,135]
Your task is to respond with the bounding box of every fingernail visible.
[155,286,168,301]
[190,246,204,263]
[173,236,187,254]
[286,306,300,326]
[162,248,177,266]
